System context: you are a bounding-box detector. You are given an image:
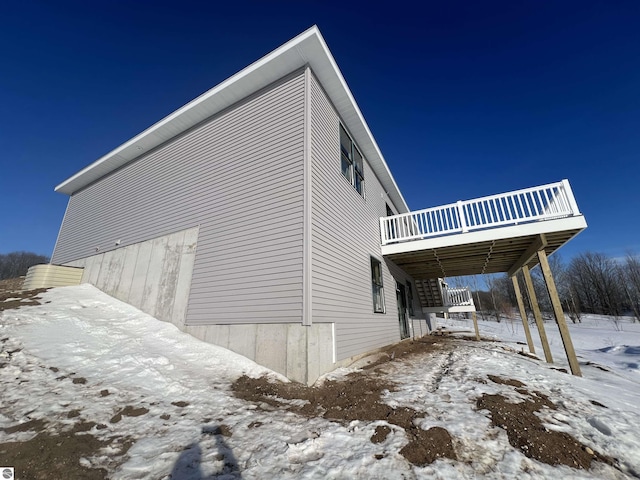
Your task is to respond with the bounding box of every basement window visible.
[371,257,385,313]
[340,124,364,196]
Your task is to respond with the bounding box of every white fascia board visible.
[381,215,588,256]
[55,26,409,213]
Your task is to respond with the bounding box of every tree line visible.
[0,251,49,280]
[2,248,638,322]
[472,252,640,323]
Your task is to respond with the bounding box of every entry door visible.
[396,282,410,339]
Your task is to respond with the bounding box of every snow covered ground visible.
[1,285,639,479]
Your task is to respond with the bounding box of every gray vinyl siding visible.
[53,71,306,325]
[309,74,425,361]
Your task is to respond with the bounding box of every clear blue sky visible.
[1,1,639,262]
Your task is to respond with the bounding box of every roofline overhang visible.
[54,26,410,213]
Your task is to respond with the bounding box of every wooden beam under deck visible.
[384,229,583,279]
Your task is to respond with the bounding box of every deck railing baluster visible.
[534,190,543,215]
[499,196,507,221]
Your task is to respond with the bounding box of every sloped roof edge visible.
[55,26,409,213]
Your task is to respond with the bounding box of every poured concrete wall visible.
[63,224,333,383]
[65,227,198,328]
[185,322,334,385]
[23,264,84,290]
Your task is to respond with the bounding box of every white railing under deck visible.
[380,179,581,245]
[444,287,475,307]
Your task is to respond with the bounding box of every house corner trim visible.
[302,65,313,326]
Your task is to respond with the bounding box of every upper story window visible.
[340,124,364,196]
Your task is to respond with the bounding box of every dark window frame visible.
[370,256,385,313]
[406,281,415,316]
[340,124,365,196]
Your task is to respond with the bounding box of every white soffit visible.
[55,26,409,213]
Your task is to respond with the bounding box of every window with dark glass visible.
[371,257,385,313]
[406,281,415,316]
[340,124,364,196]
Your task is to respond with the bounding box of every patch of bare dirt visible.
[363,335,451,369]
[370,425,391,444]
[0,420,131,480]
[110,405,149,424]
[202,424,232,437]
[469,336,503,343]
[233,373,419,426]
[487,374,526,388]
[1,337,138,478]
[232,340,458,467]
[0,287,49,312]
[399,426,456,466]
[1,419,47,435]
[478,376,615,470]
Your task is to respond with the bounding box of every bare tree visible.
[529,253,582,322]
[470,275,487,320]
[620,253,640,322]
[565,285,582,323]
[0,251,49,280]
[566,252,624,317]
[485,274,515,322]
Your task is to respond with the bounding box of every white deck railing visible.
[380,179,581,245]
[444,287,475,307]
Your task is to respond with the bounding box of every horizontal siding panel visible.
[189,281,302,296]
[187,313,301,323]
[61,190,304,247]
[196,236,303,259]
[54,72,306,325]
[188,265,303,285]
[189,296,303,310]
[197,237,303,260]
[60,145,304,241]
[192,258,302,278]
[67,146,305,218]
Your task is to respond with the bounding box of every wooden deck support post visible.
[471,311,480,341]
[511,274,536,354]
[522,265,554,363]
[537,249,582,376]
